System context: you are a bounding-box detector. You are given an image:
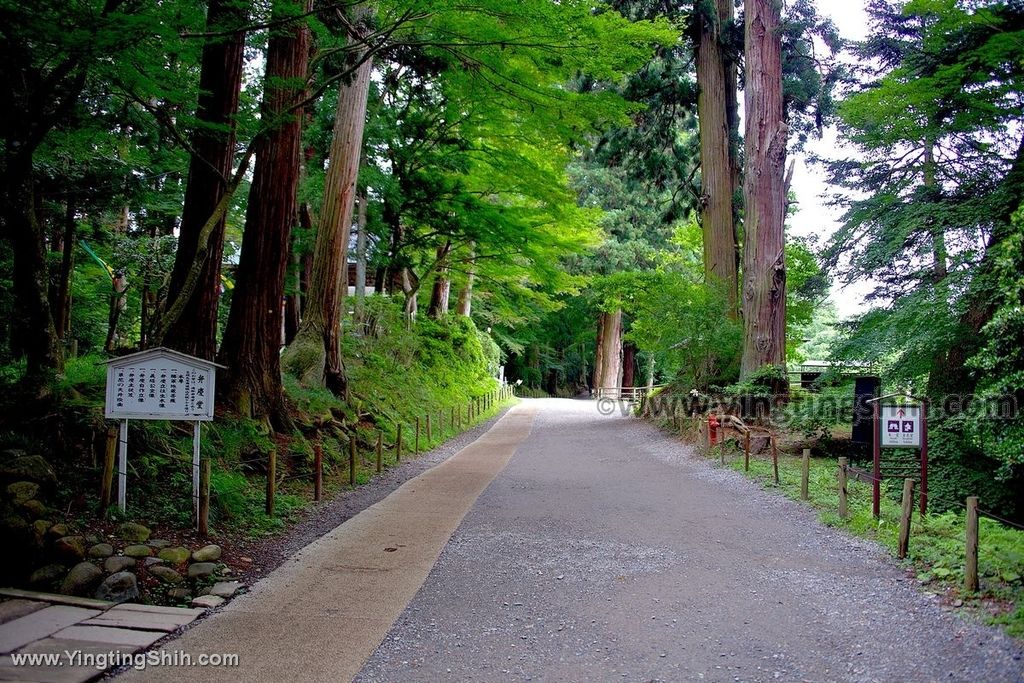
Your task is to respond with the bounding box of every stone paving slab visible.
[0,603,46,628]
[0,637,140,683]
[109,605,204,618]
[50,626,163,649]
[79,611,193,634]
[0,607,102,655]
[0,592,110,612]
[0,590,208,682]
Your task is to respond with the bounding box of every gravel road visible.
[356,398,1023,683]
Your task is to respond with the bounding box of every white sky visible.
[787,3,871,318]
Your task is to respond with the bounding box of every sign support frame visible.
[867,392,929,519]
[102,347,222,526]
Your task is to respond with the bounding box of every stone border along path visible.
[115,403,539,683]
[0,589,205,682]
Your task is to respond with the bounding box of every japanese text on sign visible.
[105,355,215,421]
[880,404,921,448]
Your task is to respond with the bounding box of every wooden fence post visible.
[415,416,421,454]
[99,425,117,512]
[426,413,432,444]
[801,448,810,501]
[198,458,210,536]
[349,437,356,488]
[266,448,277,517]
[743,431,750,472]
[770,434,780,485]
[965,496,979,592]
[897,478,914,559]
[838,457,848,519]
[451,406,456,431]
[396,426,403,463]
[314,443,323,502]
[376,431,383,473]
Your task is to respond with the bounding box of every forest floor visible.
[110,398,1021,682]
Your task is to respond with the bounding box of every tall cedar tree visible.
[282,4,374,395]
[159,0,246,360]
[741,0,788,382]
[217,0,311,427]
[695,0,740,313]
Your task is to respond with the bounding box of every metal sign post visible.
[867,392,929,518]
[102,348,223,527]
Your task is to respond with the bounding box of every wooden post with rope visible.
[313,442,323,502]
[349,437,356,488]
[376,431,383,473]
[198,459,210,537]
[801,448,810,501]
[770,433,780,485]
[838,457,848,519]
[965,496,979,592]
[897,478,914,559]
[266,448,277,517]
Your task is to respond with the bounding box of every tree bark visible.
[162,0,246,360]
[105,271,127,353]
[283,244,301,345]
[622,342,636,388]
[282,4,374,395]
[52,198,77,342]
[456,243,475,316]
[2,157,63,388]
[592,309,623,391]
[354,187,368,328]
[401,268,418,321]
[740,0,788,383]
[428,240,452,318]
[696,0,739,314]
[218,0,311,428]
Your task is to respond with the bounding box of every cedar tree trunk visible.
[218,0,310,428]
[161,0,246,360]
[354,187,368,327]
[696,0,739,313]
[428,241,452,318]
[282,5,374,395]
[592,309,623,391]
[740,0,787,383]
[456,244,475,316]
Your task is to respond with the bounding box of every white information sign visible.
[104,348,217,421]
[880,404,921,448]
[102,348,223,519]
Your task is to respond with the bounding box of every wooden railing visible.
[594,386,660,402]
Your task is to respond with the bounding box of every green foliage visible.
[721,364,788,397]
[344,298,499,433]
[779,382,856,439]
[628,270,743,389]
[965,208,1024,474]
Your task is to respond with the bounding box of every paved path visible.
[356,399,1022,682]
[116,399,1022,681]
